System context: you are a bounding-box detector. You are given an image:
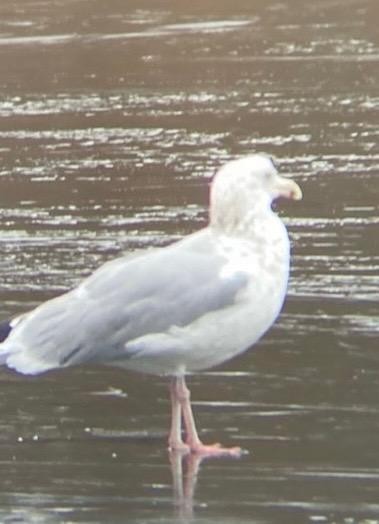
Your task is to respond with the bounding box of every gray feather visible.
[1,231,249,374]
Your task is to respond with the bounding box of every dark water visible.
[0,0,378,522]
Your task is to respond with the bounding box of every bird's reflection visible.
[169,450,203,520]
[168,445,246,519]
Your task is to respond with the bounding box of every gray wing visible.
[1,232,248,374]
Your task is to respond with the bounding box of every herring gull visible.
[0,154,302,457]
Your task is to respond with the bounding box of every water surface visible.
[0,0,378,522]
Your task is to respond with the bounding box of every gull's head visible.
[210,154,302,230]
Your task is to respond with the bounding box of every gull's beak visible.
[273,175,303,201]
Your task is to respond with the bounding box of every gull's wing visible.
[1,231,249,375]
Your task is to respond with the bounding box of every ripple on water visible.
[0,1,378,522]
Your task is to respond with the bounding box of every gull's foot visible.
[188,441,246,458]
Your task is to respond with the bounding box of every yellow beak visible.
[273,175,303,201]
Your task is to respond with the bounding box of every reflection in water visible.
[171,450,249,522]
[170,451,201,520]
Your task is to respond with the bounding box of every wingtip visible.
[0,319,12,343]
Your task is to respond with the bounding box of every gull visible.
[0,154,302,457]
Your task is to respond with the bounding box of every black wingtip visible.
[0,320,12,343]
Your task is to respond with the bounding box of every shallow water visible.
[0,0,378,522]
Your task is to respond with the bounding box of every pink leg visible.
[168,378,191,452]
[170,376,243,458]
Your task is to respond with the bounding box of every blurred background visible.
[0,0,378,522]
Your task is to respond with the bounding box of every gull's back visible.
[0,229,250,375]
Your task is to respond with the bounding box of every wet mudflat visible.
[0,0,378,522]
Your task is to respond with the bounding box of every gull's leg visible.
[168,377,190,452]
[175,376,202,449]
[176,376,242,457]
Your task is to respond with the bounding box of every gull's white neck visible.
[209,187,273,236]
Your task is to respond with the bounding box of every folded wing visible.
[0,233,249,375]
